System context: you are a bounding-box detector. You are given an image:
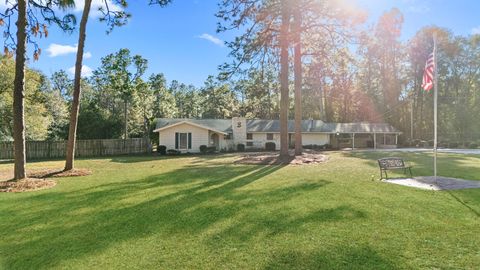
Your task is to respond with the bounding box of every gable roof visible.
[154,118,232,133]
[154,118,401,134]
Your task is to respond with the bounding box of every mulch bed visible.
[0,178,56,193]
[234,150,329,165]
[27,168,92,179]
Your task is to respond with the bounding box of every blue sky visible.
[2,0,480,87]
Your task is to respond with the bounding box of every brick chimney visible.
[232,117,246,145]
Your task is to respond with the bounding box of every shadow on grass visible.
[344,151,480,179]
[0,161,364,269]
[264,245,398,270]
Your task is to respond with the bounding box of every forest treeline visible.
[1,8,479,145]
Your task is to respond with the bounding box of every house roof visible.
[154,118,401,134]
[154,118,233,133]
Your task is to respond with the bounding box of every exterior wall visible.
[301,133,330,146]
[246,133,330,150]
[247,133,281,150]
[158,123,209,153]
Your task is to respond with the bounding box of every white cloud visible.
[74,0,123,18]
[197,33,224,47]
[68,65,93,77]
[472,26,480,35]
[47,43,92,59]
[47,43,78,57]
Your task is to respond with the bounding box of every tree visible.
[65,0,92,171]
[93,49,148,140]
[201,75,236,119]
[1,0,76,179]
[65,0,172,171]
[292,3,302,155]
[149,73,177,118]
[278,0,290,157]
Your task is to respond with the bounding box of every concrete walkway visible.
[383,176,480,191]
[357,148,480,155]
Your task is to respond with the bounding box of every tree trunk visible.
[12,0,28,180]
[64,0,92,171]
[279,0,290,158]
[124,100,128,139]
[293,6,302,156]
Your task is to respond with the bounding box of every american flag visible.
[421,52,435,91]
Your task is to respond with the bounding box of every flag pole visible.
[433,34,438,181]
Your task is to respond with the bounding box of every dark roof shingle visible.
[155,118,401,134]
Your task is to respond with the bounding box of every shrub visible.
[265,142,276,151]
[158,145,167,155]
[206,146,216,153]
[237,143,245,152]
[167,149,181,155]
[324,144,332,150]
[413,139,422,147]
[199,145,207,154]
[438,141,448,148]
[468,142,478,149]
[448,142,459,148]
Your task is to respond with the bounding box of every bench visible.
[377,157,412,179]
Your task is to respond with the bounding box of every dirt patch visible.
[0,178,56,193]
[235,150,329,165]
[28,168,92,179]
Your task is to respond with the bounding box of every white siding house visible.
[153,118,402,152]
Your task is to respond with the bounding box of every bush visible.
[324,144,332,150]
[206,146,216,153]
[413,139,422,147]
[237,143,245,152]
[199,145,207,154]
[448,142,459,148]
[167,149,181,155]
[468,142,478,149]
[157,145,167,155]
[265,142,276,151]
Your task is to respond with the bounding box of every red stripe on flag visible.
[422,52,435,91]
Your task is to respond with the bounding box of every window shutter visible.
[175,132,179,149]
[188,133,192,149]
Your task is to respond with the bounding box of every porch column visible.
[352,133,355,150]
[383,133,386,145]
[395,134,398,145]
[373,133,377,150]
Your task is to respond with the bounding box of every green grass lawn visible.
[0,151,479,269]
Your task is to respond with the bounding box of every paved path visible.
[383,176,480,190]
[356,148,480,155]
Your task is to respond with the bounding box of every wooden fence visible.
[0,138,150,160]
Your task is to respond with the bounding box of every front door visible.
[210,133,219,150]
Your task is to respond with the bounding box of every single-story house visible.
[153,117,402,153]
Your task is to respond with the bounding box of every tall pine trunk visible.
[279,0,290,158]
[65,0,92,171]
[13,0,28,180]
[293,6,302,156]
[124,100,128,139]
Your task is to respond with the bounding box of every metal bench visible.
[378,157,412,179]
